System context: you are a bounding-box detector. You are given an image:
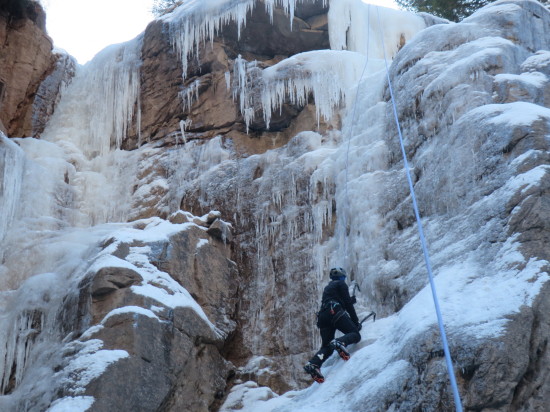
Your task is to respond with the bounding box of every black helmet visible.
[329,267,347,280]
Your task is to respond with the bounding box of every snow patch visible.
[468,101,550,126]
[60,339,129,395]
[197,238,209,248]
[46,396,94,412]
[101,306,160,324]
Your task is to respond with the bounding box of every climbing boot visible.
[304,362,325,383]
[330,339,350,361]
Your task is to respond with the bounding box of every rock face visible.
[132,0,331,154]
[118,1,550,410]
[54,216,239,412]
[351,1,550,410]
[3,1,550,411]
[0,1,55,137]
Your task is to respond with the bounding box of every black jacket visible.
[321,279,359,324]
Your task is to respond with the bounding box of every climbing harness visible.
[321,299,341,315]
[375,7,464,412]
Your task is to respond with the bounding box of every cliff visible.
[1,1,550,412]
[0,1,60,137]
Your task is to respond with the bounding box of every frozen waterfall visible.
[1,0,549,411]
[0,1,431,409]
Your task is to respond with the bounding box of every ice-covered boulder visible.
[51,217,238,412]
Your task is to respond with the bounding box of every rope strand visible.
[375,7,463,412]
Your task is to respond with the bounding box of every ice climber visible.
[304,267,361,383]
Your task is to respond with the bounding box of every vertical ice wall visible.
[0,134,24,249]
[0,31,145,407]
[38,38,143,226]
[41,38,142,157]
[328,0,426,57]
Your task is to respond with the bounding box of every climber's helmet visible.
[329,267,347,280]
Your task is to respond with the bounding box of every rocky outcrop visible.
[130,0,331,154]
[31,51,77,136]
[354,1,550,410]
[53,215,239,412]
[0,1,55,137]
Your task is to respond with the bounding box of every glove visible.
[355,321,362,332]
[350,295,357,304]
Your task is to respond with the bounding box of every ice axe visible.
[349,280,361,305]
[350,280,361,297]
[360,311,376,324]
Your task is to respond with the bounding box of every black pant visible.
[308,309,361,367]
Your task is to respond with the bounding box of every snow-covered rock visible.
[2,0,550,411]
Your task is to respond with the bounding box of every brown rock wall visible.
[130,0,331,154]
[0,3,54,137]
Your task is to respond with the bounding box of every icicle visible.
[41,37,143,158]
[179,119,192,145]
[181,79,201,112]
[164,0,330,80]
[0,309,43,395]
[165,0,256,80]
[231,50,368,131]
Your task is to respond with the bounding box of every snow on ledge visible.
[59,339,129,396]
[46,396,94,412]
[467,101,550,126]
[101,306,160,324]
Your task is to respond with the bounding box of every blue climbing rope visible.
[375,7,464,412]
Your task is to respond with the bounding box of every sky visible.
[41,0,399,65]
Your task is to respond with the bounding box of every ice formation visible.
[41,37,143,157]
[0,134,24,248]
[1,0,549,410]
[224,0,425,131]
[165,0,328,79]
[328,0,426,56]
[230,51,371,130]
[0,1,430,409]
